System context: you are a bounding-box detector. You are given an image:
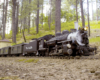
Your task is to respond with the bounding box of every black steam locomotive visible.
[0,28,97,57]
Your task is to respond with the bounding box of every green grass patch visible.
[89,37,100,43]
[0,76,22,80]
[17,59,26,62]
[24,59,39,63]
[17,59,39,63]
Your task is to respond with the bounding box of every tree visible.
[55,0,61,33]
[2,0,8,39]
[12,0,17,43]
[42,0,44,28]
[80,0,85,28]
[15,1,19,34]
[76,0,78,22]
[36,0,39,34]
[87,0,90,36]
[48,0,52,29]
[62,0,80,22]
[2,0,5,39]
[28,0,31,33]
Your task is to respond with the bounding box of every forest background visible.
[0,0,100,45]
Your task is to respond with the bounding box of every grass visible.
[89,37,100,43]
[17,59,39,63]
[0,76,22,80]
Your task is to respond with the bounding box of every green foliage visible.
[16,38,21,41]
[6,31,12,39]
[30,31,36,35]
[11,43,16,46]
[62,0,80,21]
[50,22,55,30]
[26,35,36,40]
[61,22,74,31]
[43,23,49,30]
[16,34,22,38]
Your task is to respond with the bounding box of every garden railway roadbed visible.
[0,57,100,80]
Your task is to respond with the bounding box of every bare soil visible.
[0,29,100,80]
[0,57,100,80]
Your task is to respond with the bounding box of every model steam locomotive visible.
[0,28,97,57]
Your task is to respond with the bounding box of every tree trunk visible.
[32,19,34,27]
[76,0,78,22]
[36,0,39,34]
[55,0,61,33]
[3,0,8,39]
[12,0,16,43]
[91,0,93,20]
[96,0,98,21]
[28,0,31,33]
[22,29,26,42]
[16,1,19,34]
[2,0,5,40]
[42,0,43,28]
[48,0,52,30]
[80,0,85,28]
[87,0,90,36]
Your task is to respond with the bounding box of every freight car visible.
[0,28,97,57]
[0,46,11,57]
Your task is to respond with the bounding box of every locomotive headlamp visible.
[84,26,88,31]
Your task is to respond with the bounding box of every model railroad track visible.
[28,54,100,60]
[0,51,99,60]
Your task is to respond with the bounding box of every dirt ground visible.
[0,57,100,80]
[0,29,100,80]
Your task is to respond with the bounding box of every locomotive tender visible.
[0,28,97,57]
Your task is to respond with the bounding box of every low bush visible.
[43,23,50,30]
[16,34,22,38]
[26,35,35,40]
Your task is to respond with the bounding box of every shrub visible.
[26,35,34,40]
[43,23,49,30]
[6,31,12,39]
[16,34,22,38]
[30,31,36,35]
[61,22,74,31]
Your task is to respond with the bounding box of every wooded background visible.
[0,0,100,44]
